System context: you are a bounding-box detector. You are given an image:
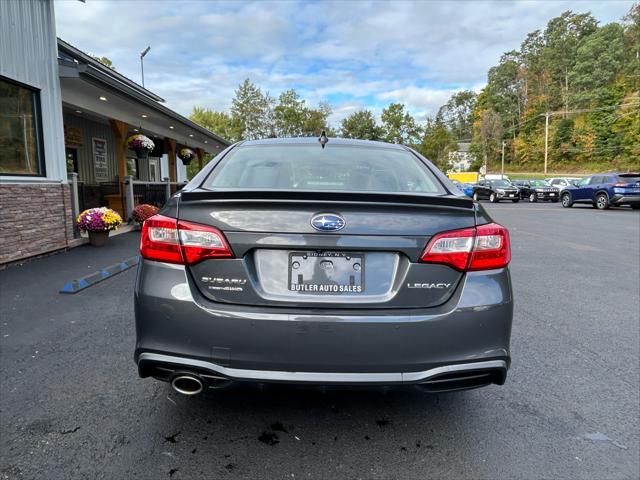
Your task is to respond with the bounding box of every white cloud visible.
[378,87,457,117]
[53,0,635,126]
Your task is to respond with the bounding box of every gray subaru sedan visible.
[135,137,513,395]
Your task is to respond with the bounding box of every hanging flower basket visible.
[76,207,122,247]
[127,134,155,159]
[178,147,196,165]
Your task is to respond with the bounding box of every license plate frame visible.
[287,251,364,294]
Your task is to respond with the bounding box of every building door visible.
[65,147,78,174]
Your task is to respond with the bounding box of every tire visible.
[595,192,610,210]
[472,192,479,202]
[512,199,520,203]
[561,192,573,208]
[528,193,537,203]
[489,193,498,203]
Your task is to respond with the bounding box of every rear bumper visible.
[138,352,507,387]
[134,259,513,386]
[611,195,640,205]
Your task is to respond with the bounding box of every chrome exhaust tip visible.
[171,374,204,396]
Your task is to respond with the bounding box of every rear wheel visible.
[528,193,537,203]
[595,193,610,210]
[561,192,573,208]
[489,193,498,203]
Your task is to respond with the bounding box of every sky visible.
[54,0,634,126]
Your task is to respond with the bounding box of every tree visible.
[92,56,115,70]
[542,11,598,112]
[569,23,626,107]
[380,103,421,144]
[272,90,333,137]
[189,107,242,143]
[437,90,477,140]
[471,109,503,170]
[274,89,307,137]
[339,110,383,140]
[230,79,274,140]
[417,118,457,171]
[302,102,333,137]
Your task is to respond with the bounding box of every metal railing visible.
[124,177,188,219]
[67,174,188,228]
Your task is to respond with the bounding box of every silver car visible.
[135,138,513,396]
[547,177,581,192]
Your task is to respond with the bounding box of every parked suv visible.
[475,179,520,203]
[135,138,513,396]
[513,180,560,202]
[561,172,640,209]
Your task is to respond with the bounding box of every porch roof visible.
[57,38,230,154]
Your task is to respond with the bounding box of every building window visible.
[0,76,45,176]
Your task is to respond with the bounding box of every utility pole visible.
[542,112,550,176]
[140,46,151,88]
[501,140,506,179]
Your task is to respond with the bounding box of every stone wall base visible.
[0,183,74,265]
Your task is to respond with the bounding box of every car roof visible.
[238,137,407,150]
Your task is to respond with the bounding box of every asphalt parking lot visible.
[1,202,639,480]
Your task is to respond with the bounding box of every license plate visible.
[509,194,514,197]
[550,193,555,196]
[288,252,364,294]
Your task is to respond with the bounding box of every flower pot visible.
[88,230,110,247]
[135,148,149,160]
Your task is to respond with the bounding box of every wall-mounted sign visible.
[92,137,108,181]
[64,125,83,147]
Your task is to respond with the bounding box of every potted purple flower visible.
[178,147,195,165]
[127,134,155,159]
[76,207,123,247]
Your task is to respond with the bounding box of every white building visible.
[447,142,474,172]
[0,0,229,264]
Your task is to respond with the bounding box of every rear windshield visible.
[205,144,445,194]
[617,174,640,183]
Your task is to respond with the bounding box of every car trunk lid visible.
[178,189,476,309]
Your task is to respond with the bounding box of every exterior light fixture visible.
[75,110,82,114]
[99,96,107,101]
[204,140,208,144]
[189,134,194,137]
[169,125,174,129]
[141,114,148,118]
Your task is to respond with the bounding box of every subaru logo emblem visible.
[311,213,345,232]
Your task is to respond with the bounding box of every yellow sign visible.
[447,172,479,183]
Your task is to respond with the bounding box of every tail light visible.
[140,214,233,265]
[420,223,510,271]
[613,183,629,187]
